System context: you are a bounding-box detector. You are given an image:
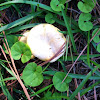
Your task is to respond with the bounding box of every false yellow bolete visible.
[20,24,66,62]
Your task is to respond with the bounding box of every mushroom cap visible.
[19,31,30,43]
[19,31,35,59]
[27,24,66,62]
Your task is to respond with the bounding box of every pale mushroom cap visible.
[27,24,66,62]
[19,31,30,43]
[19,31,35,59]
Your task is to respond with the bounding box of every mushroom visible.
[26,24,66,62]
[19,31,35,59]
[19,31,30,43]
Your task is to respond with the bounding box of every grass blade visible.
[83,60,100,76]
[61,7,77,52]
[0,11,42,32]
[0,5,11,11]
[87,31,90,67]
[0,0,79,28]
[0,1,79,31]
[69,61,100,100]
[12,4,23,18]
[0,60,15,77]
[5,23,39,35]
[43,71,100,80]
[30,84,53,97]
[0,70,14,100]
[80,80,100,96]
[58,59,67,73]
[63,54,100,61]
[0,1,53,12]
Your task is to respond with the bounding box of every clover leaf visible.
[50,0,65,11]
[59,0,66,4]
[3,35,18,54]
[52,92,61,100]
[22,62,43,87]
[53,72,72,92]
[41,91,61,100]
[92,28,100,43]
[6,35,18,48]
[45,13,55,24]
[78,13,93,31]
[97,44,100,53]
[11,41,31,63]
[41,91,52,100]
[78,0,96,13]
[92,28,100,53]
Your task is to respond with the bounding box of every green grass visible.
[0,0,100,100]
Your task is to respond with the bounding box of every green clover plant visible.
[97,44,100,52]
[45,13,55,24]
[4,35,18,54]
[92,28,100,43]
[92,28,100,52]
[78,0,96,13]
[22,62,43,87]
[11,41,32,63]
[78,13,93,31]
[41,91,61,100]
[51,92,61,100]
[50,0,65,11]
[53,72,72,92]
